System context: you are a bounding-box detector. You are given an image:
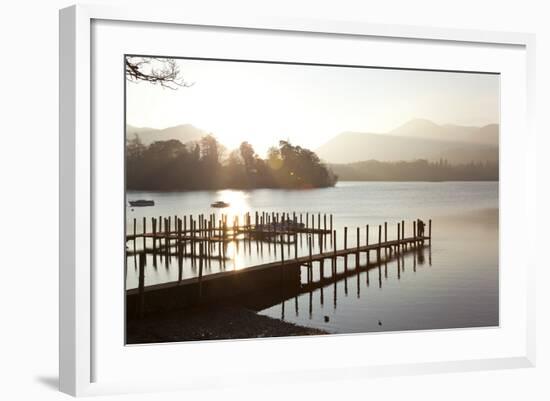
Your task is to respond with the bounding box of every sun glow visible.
[212,190,250,222]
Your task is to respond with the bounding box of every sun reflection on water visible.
[225,241,246,270]
[213,189,250,222]
[212,190,250,270]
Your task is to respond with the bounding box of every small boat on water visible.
[211,201,230,208]
[129,200,155,207]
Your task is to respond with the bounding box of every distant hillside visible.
[330,159,498,182]
[389,119,498,146]
[126,124,207,146]
[316,120,499,164]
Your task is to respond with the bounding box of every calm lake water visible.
[126,181,498,333]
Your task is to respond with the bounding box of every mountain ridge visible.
[316,119,499,164]
[126,123,207,146]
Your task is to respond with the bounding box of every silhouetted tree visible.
[125,57,193,89]
[126,135,337,190]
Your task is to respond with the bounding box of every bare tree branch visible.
[125,57,193,90]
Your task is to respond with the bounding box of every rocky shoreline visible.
[126,305,327,344]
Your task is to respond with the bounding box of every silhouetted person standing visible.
[417,219,425,237]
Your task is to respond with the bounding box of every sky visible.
[126,57,499,157]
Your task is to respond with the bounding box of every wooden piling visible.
[152,218,157,253]
[198,243,204,298]
[396,223,401,250]
[317,213,321,233]
[413,220,417,248]
[138,252,145,318]
[332,230,337,275]
[280,234,285,282]
[142,217,146,251]
[377,225,381,262]
[177,218,182,258]
[356,227,360,267]
[401,220,405,249]
[344,227,348,250]
[132,218,136,252]
[294,233,298,260]
[308,236,313,282]
[429,219,432,243]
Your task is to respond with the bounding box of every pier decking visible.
[126,211,432,318]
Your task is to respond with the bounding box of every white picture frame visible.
[59,4,536,397]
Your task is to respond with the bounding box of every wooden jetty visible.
[126,213,432,317]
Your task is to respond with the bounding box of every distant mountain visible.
[126,124,207,146]
[389,119,498,146]
[316,120,499,164]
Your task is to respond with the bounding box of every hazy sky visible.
[126,58,499,157]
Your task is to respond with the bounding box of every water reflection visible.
[214,189,250,222]
[257,245,448,333]
[126,182,499,333]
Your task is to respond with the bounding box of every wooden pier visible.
[126,212,432,317]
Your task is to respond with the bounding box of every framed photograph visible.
[59,4,536,396]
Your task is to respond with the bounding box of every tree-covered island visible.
[126,134,338,191]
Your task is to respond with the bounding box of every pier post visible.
[429,219,432,244]
[308,236,313,282]
[152,218,157,254]
[413,220,417,248]
[165,218,169,257]
[384,221,388,256]
[280,234,285,283]
[344,227,348,250]
[142,217,146,251]
[356,227,360,267]
[332,230,337,276]
[198,243,204,299]
[138,252,145,319]
[177,219,182,258]
[377,225,381,262]
[324,214,327,232]
[294,232,298,260]
[401,220,405,250]
[132,218,136,253]
[365,224,369,260]
[397,222,401,253]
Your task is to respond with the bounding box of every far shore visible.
[126,179,499,193]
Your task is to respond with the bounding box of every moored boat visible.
[129,199,155,207]
[211,201,230,208]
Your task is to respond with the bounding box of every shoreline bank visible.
[126,305,328,344]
